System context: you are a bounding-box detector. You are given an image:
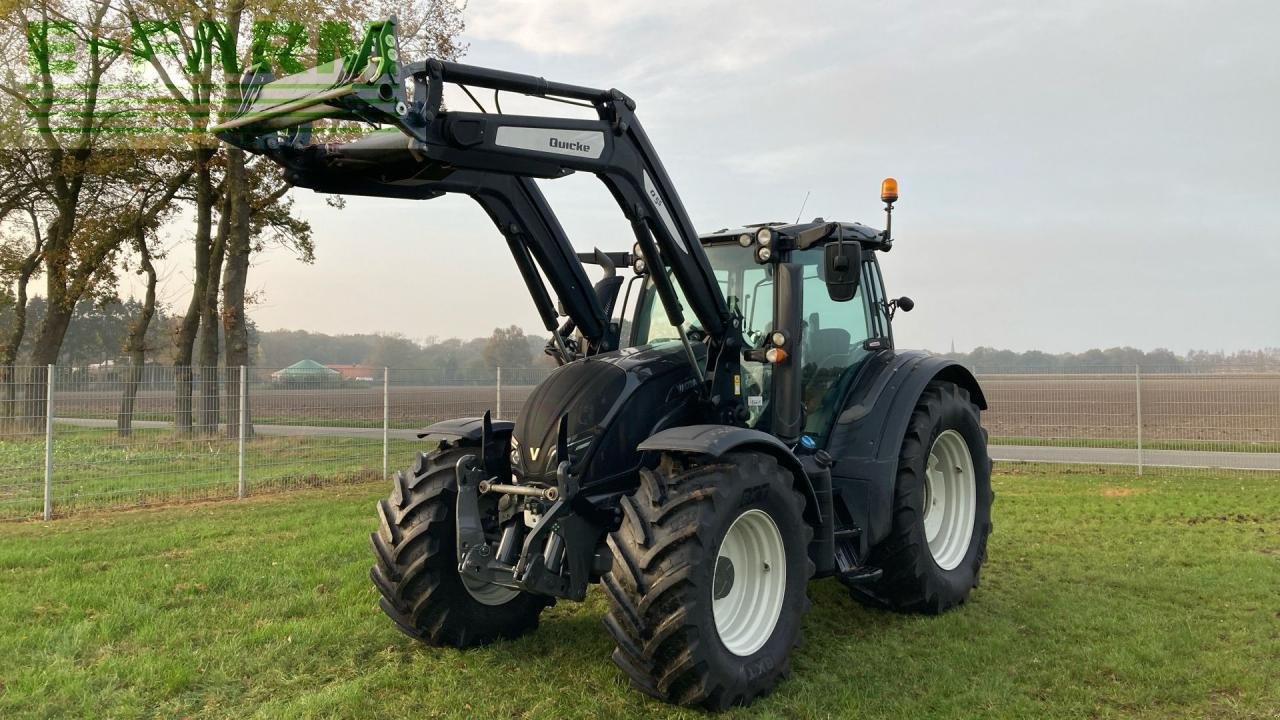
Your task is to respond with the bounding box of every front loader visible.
[215,19,993,710]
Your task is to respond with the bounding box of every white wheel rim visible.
[712,509,787,657]
[923,429,977,571]
[463,574,520,606]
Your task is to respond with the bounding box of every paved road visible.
[55,417,423,440]
[56,417,1280,471]
[988,444,1280,471]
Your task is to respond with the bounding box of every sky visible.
[148,0,1280,353]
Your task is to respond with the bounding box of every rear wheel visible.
[370,443,550,647]
[603,451,813,711]
[850,381,993,613]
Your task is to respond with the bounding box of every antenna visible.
[794,190,811,224]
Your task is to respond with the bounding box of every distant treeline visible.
[0,295,232,367]
[2,292,1274,372]
[942,346,1280,372]
[257,327,555,373]
[0,292,554,371]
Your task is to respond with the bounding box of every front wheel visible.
[850,380,993,613]
[602,451,813,711]
[370,443,550,647]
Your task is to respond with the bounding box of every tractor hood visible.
[511,342,706,489]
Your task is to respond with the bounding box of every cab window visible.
[632,243,773,427]
[793,247,876,435]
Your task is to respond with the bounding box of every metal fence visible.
[0,364,554,521]
[974,365,1280,474]
[1,363,1276,521]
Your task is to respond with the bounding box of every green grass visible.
[0,467,1277,719]
[992,435,1280,454]
[49,413,451,430]
[0,429,423,518]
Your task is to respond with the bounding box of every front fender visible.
[638,425,821,526]
[417,416,515,443]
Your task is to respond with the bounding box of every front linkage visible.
[453,416,600,601]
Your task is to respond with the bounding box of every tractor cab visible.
[624,215,907,445]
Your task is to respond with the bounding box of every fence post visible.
[238,366,247,498]
[43,364,54,521]
[1135,364,1143,476]
[383,368,390,478]
[496,366,503,420]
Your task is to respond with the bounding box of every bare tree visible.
[116,152,189,436]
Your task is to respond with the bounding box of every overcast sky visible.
[151,0,1279,353]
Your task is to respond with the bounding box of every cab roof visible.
[699,220,889,251]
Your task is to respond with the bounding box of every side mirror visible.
[887,296,914,320]
[822,241,861,302]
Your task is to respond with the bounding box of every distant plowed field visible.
[45,384,540,429]
[37,374,1280,447]
[979,373,1280,447]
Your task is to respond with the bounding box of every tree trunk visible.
[0,365,14,434]
[221,149,253,439]
[1,227,42,432]
[174,149,215,435]
[118,230,157,437]
[196,190,229,435]
[23,313,70,431]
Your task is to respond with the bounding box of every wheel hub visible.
[711,509,786,657]
[922,429,977,570]
[713,556,736,600]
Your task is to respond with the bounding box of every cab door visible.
[794,246,889,440]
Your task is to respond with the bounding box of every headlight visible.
[755,246,772,263]
[756,227,773,246]
[737,233,752,247]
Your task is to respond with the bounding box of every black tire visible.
[370,443,550,647]
[851,380,993,613]
[603,451,813,711]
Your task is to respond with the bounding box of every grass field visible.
[0,466,1277,719]
[0,429,424,519]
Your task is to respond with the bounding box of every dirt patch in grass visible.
[1100,486,1141,497]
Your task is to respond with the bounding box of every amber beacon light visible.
[881,177,899,204]
[879,177,898,243]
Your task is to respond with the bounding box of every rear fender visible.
[825,352,986,548]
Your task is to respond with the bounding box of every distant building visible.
[325,364,376,381]
[271,359,340,381]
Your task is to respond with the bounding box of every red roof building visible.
[325,364,376,380]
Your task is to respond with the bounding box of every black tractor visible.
[216,19,993,710]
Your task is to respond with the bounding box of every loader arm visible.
[245,129,614,358]
[213,18,745,420]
